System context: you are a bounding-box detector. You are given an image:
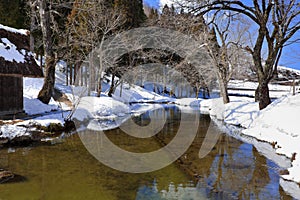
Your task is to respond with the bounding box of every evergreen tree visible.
[161,4,170,16]
[147,7,159,25]
[0,0,29,28]
[114,0,146,28]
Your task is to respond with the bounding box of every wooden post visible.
[120,80,123,97]
[293,78,296,96]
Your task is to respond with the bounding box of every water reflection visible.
[136,181,207,200]
[137,106,294,199]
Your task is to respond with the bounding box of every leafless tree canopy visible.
[176,0,300,109]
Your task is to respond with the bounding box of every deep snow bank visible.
[72,96,129,121]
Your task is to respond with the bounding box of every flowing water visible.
[0,105,295,200]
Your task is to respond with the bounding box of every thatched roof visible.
[0,24,43,77]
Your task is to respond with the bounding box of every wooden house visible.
[0,24,43,118]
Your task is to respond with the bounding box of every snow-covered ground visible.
[228,80,300,98]
[23,78,62,115]
[278,65,300,75]
[111,83,174,103]
[0,77,71,140]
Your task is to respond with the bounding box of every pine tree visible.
[0,0,29,28]
[147,7,159,25]
[114,0,146,28]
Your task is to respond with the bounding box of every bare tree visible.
[185,0,300,109]
[67,0,126,97]
[93,25,213,99]
[204,12,254,103]
[152,6,217,99]
[155,6,249,103]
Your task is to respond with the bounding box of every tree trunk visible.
[74,63,78,86]
[29,2,35,52]
[108,74,115,97]
[293,78,296,96]
[119,80,123,97]
[84,66,88,87]
[206,87,210,98]
[254,78,272,109]
[37,0,56,104]
[88,54,95,96]
[207,28,230,104]
[97,77,102,97]
[252,44,272,110]
[256,80,271,110]
[40,53,43,69]
[195,86,200,99]
[218,77,229,104]
[74,61,82,86]
[66,61,69,85]
[80,66,84,86]
[180,85,183,98]
[38,57,56,103]
[69,63,73,85]
[254,87,259,102]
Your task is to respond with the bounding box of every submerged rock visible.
[0,138,8,145]
[0,170,14,184]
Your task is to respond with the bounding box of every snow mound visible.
[278,66,300,75]
[199,98,224,119]
[17,112,69,127]
[0,125,29,140]
[72,96,129,121]
[200,96,259,128]
[112,84,173,103]
[224,97,259,128]
[23,78,59,115]
[175,98,202,107]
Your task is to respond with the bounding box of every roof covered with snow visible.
[0,24,43,77]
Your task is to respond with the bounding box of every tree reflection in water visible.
[154,106,290,199]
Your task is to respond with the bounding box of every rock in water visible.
[0,170,14,183]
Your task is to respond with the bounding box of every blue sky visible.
[144,0,300,70]
[145,0,160,8]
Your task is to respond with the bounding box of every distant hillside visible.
[274,66,300,81]
[232,65,300,83]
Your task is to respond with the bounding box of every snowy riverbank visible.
[200,94,300,198]
[0,77,71,142]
